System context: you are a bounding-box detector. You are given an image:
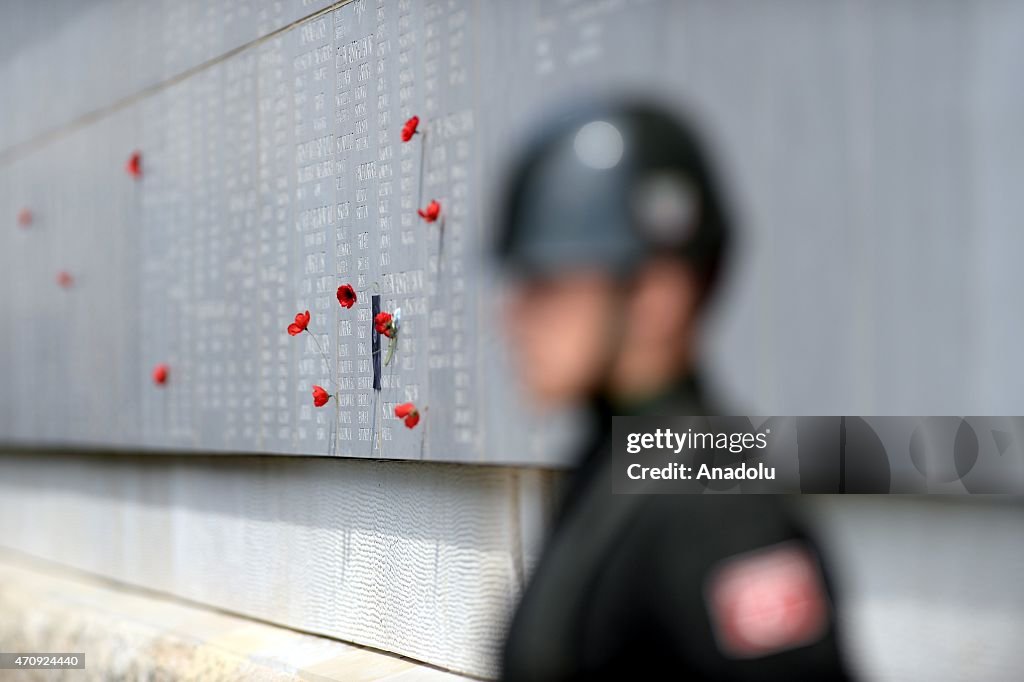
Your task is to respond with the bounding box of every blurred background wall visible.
[1,1,1023,679]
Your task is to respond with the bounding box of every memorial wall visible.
[1,0,558,462]
[3,0,1024,464]
[3,2,1024,678]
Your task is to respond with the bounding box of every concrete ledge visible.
[0,553,473,681]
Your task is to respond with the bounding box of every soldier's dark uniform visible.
[495,103,854,681]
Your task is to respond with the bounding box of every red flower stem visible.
[305,329,334,388]
[384,334,398,367]
[437,215,447,266]
[417,130,427,209]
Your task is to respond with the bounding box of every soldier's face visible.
[502,271,619,406]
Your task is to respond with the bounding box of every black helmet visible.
[495,101,731,293]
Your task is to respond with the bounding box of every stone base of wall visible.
[0,453,554,677]
[0,552,472,682]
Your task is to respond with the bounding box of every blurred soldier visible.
[496,102,853,681]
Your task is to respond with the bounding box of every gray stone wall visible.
[3,1,1023,462]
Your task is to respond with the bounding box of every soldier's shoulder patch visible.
[704,541,830,659]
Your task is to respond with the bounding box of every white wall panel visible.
[806,498,1024,681]
[0,452,557,677]
[0,0,340,154]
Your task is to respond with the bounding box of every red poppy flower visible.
[401,115,420,142]
[152,363,169,385]
[374,311,395,338]
[395,402,420,429]
[126,151,142,178]
[17,208,32,227]
[56,270,73,288]
[288,310,310,336]
[417,200,441,223]
[337,284,357,309]
[312,385,331,407]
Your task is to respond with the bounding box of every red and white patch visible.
[705,542,829,659]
